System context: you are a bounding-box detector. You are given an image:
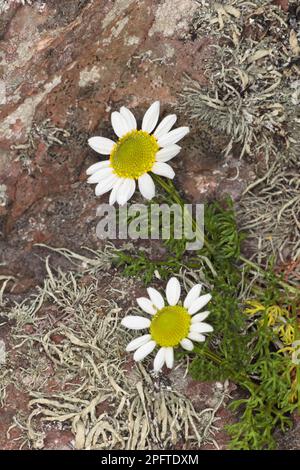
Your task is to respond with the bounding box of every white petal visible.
[113,178,129,205]
[117,178,136,205]
[152,162,175,179]
[166,277,181,306]
[134,340,156,361]
[180,338,194,351]
[188,332,206,342]
[190,322,213,334]
[158,127,189,147]
[153,347,166,372]
[125,179,136,202]
[183,284,202,309]
[88,137,115,154]
[109,178,124,205]
[120,106,137,130]
[165,347,174,369]
[155,145,181,162]
[142,101,160,133]
[137,297,157,315]
[126,334,152,352]
[86,160,111,175]
[95,175,118,196]
[147,287,164,310]
[188,294,212,315]
[111,111,131,138]
[121,315,151,330]
[87,167,113,184]
[191,311,210,323]
[138,173,155,200]
[154,114,177,139]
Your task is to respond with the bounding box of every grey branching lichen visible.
[1,251,226,450]
[238,156,300,265]
[182,1,299,160]
[179,0,300,266]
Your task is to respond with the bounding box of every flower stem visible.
[152,175,214,255]
[202,348,256,393]
[154,175,298,296]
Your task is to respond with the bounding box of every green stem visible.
[152,175,214,255]
[154,175,298,296]
[153,175,300,420]
[202,348,256,393]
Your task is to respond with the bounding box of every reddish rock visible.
[50,333,65,344]
[43,429,74,450]
[168,368,237,449]
[179,149,255,203]
[23,324,35,334]
[0,0,215,244]
[0,385,30,450]
[273,0,289,11]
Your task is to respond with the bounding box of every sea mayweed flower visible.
[86,101,189,205]
[121,277,213,372]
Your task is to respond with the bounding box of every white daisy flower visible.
[121,277,213,372]
[86,101,189,205]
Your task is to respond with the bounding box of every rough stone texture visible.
[0,0,226,285]
[149,0,198,37]
[0,0,255,297]
[275,414,300,450]
[0,385,30,450]
[273,0,289,10]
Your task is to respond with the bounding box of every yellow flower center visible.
[110,130,158,179]
[150,305,191,347]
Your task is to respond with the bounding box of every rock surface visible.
[0,0,250,277]
[0,0,209,217]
